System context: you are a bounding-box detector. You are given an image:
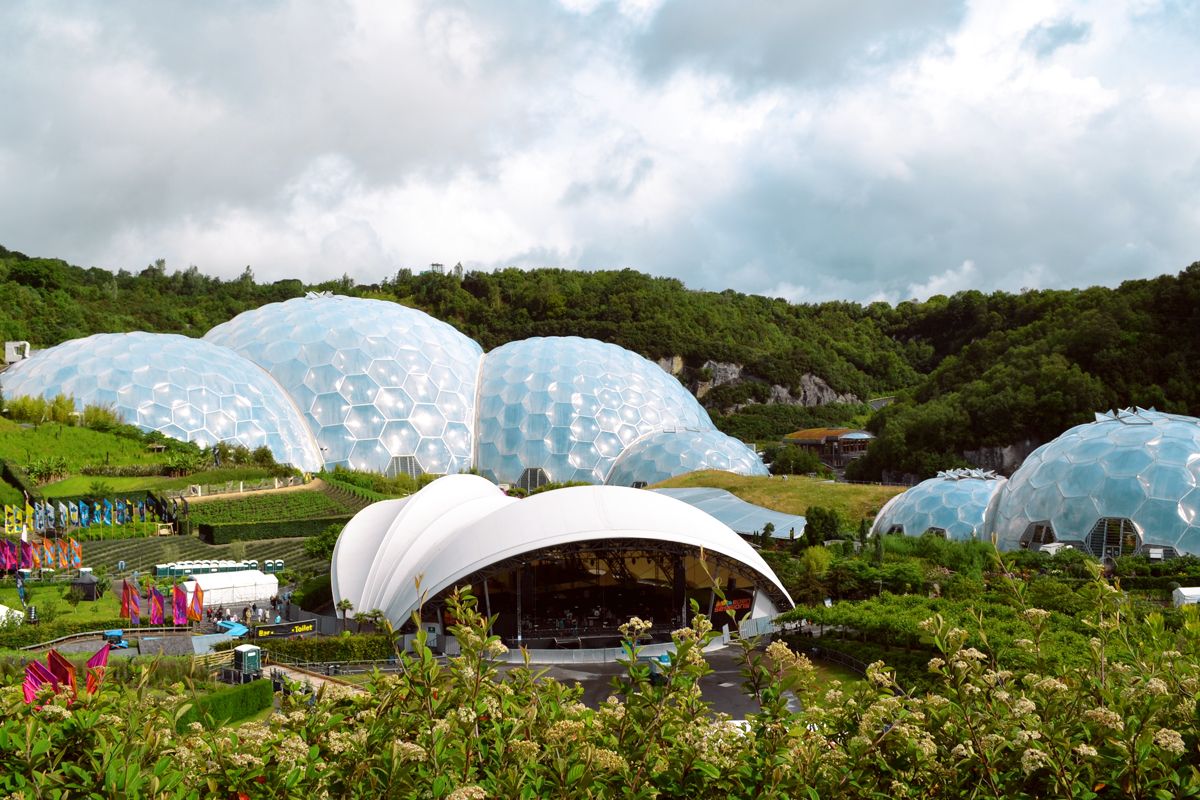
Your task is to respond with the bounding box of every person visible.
[274,614,281,624]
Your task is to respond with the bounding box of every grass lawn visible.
[0,579,123,624]
[0,418,160,471]
[650,471,904,523]
[0,479,21,506]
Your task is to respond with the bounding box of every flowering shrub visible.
[2,570,1199,798]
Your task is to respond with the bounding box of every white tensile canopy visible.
[1172,587,1200,607]
[332,474,794,630]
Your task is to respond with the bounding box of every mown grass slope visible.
[649,471,904,523]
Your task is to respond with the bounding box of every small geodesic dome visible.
[605,428,767,486]
[871,468,1006,541]
[989,408,1200,558]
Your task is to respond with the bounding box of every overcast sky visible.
[1,1,1197,303]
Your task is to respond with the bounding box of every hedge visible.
[199,515,353,544]
[175,679,274,732]
[0,459,41,501]
[218,633,395,662]
[323,475,391,503]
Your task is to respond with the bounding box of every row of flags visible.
[0,537,81,570]
[23,643,111,705]
[3,495,186,536]
[119,580,202,626]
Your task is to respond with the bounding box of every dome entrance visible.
[1019,521,1056,549]
[1085,517,1140,561]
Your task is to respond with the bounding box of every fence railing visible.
[192,649,233,671]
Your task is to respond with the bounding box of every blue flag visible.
[103,499,113,526]
[138,501,146,523]
[78,501,88,527]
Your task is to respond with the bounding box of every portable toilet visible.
[233,644,261,674]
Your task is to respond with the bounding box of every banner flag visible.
[23,660,57,705]
[104,499,113,526]
[43,501,53,530]
[188,583,204,622]
[71,538,81,566]
[25,500,34,533]
[120,580,130,619]
[70,502,80,526]
[58,501,68,528]
[42,538,52,568]
[3,505,10,534]
[0,540,7,569]
[46,649,77,697]
[58,539,68,569]
[138,501,146,523]
[173,584,187,625]
[30,540,40,570]
[150,587,165,625]
[92,501,101,526]
[20,540,32,569]
[86,643,111,695]
[15,506,24,536]
[129,585,140,626]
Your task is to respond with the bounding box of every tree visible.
[336,598,354,633]
[873,530,885,565]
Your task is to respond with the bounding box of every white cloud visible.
[0,0,1197,302]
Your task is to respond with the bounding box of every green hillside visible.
[2,243,1199,481]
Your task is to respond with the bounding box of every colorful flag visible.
[150,586,165,625]
[120,580,130,619]
[70,502,80,526]
[46,649,77,697]
[173,585,187,625]
[15,506,24,535]
[20,539,32,569]
[92,501,101,526]
[3,505,11,534]
[0,540,7,569]
[114,501,124,526]
[30,541,40,570]
[23,660,57,705]
[188,583,204,622]
[25,500,34,532]
[129,585,140,626]
[138,501,146,523]
[58,502,68,528]
[58,539,68,569]
[41,539,52,568]
[70,538,81,566]
[102,499,113,526]
[86,643,111,695]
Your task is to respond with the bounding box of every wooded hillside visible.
[2,244,1197,481]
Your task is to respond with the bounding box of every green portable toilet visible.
[233,644,261,673]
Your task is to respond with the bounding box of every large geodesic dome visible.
[0,332,322,471]
[606,428,768,487]
[205,293,483,475]
[474,337,717,486]
[871,469,1006,541]
[990,409,1200,558]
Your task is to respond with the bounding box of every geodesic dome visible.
[870,468,1006,541]
[205,293,483,475]
[990,408,1200,558]
[473,337,717,486]
[605,428,768,486]
[0,332,322,471]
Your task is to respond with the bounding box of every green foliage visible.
[218,633,395,662]
[200,515,353,544]
[762,443,827,476]
[303,523,344,560]
[714,402,870,442]
[190,489,353,526]
[174,679,274,732]
[324,467,417,498]
[291,573,332,611]
[804,506,843,546]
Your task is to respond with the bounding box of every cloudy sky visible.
[1,1,1197,303]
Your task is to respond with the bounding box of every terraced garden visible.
[77,535,329,577]
[188,483,372,524]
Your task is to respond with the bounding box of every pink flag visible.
[86,643,111,695]
[172,585,187,625]
[0,540,10,569]
[46,649,77,698]
[150,586,165,625]
[23,660,57,705]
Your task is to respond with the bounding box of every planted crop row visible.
[188,489,350,525]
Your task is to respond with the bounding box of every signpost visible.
[253,618,318,639]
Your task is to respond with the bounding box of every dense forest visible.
[2,244,1198,481]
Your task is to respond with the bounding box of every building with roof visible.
[332,475,793,648]
[781,427,874,468]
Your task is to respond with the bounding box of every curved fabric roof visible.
[332,474,794,629]
[652,487,806,538]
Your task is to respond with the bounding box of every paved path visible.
[270,664,365,694]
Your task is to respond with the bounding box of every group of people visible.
[205,595,288,628]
